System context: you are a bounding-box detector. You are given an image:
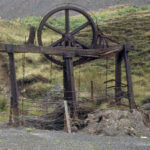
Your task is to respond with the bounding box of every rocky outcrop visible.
[83,109,150,137]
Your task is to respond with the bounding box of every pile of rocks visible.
[141,96,150,120]
[83,109,150,137]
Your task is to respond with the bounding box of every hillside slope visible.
[0,0,150,19]
[0,5,150,110]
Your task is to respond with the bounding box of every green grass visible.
[98,8,150,104]
[0,20,28,44]
[0,112,9,122]
[13,5,150,30]
[0,95,9,122]
[0,95,7,111]
[0,4,150,117]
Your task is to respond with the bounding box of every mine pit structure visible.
[0,5,136,126]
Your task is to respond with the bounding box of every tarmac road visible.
[0,128,149,150]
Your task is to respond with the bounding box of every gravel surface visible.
[0,128,149,150]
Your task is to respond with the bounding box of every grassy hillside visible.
[1,0,150,19]
[0,5,150,120]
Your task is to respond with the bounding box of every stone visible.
[83,109,150,137]
[142,103,150,110]
[142,96,150,104]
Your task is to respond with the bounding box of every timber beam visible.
[0,43,123,58]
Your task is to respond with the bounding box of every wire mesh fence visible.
[16,85,127,131]
[0,1,150,132]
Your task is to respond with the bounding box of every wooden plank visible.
[73,45,122,66]
[0,43,122,57]
[63,55,76,118]
[115,51,123,104]
[123,43,136,110]
[7,45,19,126]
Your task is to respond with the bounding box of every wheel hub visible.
[64,33,74,41]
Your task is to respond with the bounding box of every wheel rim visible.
[38,6,97,66]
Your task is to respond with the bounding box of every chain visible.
[78,62,81,99]
[50,60,53,83]
[105,57,108,98]
[21,53,26,125]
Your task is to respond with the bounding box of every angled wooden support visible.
[115,51,123,104]
[123,43,136,110]
[26,26,36,45]
[6,45,20,126]
[63,54,77,118]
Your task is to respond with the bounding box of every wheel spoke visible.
[65,9,70,33]
[45,23,64,35]
[74,39,89,49]
[73,57,97,66]
[71,22,90,35]
[51,38,64,47]
[44,55,63,66]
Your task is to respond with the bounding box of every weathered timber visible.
[6,45,19,126]
[63,55,76,118]
[115,51,123,104]
[73,57,96,66]
[26,26,36,45]
[0,43,122,57]
[123,43,136,110]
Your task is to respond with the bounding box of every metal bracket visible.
[63,53,73,59]
[5,44,14,53]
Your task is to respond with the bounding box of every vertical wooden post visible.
[6,45,19,126]
[26,26,36,44]
[123,43,136,110]
[63,54,76,118]
[91,81,94,100]
[115,51,123,104]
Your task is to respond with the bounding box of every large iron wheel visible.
[38,6,97,66]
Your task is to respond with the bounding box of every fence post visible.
[91,81,94,100]
[64,101,71,133]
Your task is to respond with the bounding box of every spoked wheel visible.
[38,6,97,66]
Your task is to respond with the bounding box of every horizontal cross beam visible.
[0,43,123,58]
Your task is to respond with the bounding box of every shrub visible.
[0,95,7,111]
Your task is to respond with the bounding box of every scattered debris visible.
[83,109,150,137]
